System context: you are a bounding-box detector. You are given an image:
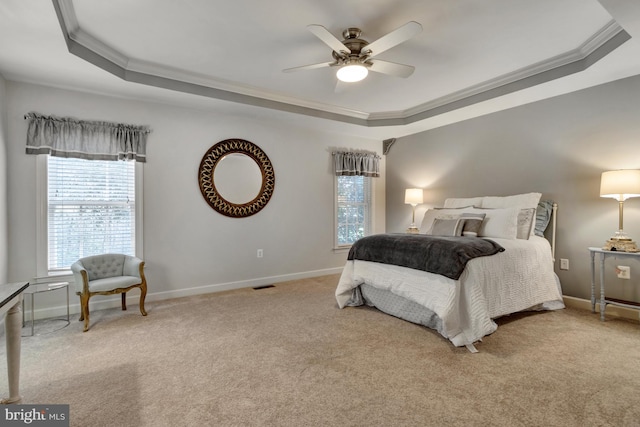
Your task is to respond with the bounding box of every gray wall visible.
[386,73,640,302]
[5,81,385,317]
[0,74,7,283]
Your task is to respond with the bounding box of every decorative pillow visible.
[468,207,519,239]
[480,193,541,238]
[460,212,485,237]
[535,200,554,237]
[419,207,473,234]
[443,197,484,209]
[516,208,536,240]
[427,218,464,236]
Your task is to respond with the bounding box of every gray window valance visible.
[332,150,380,177]
[24,112,149,162]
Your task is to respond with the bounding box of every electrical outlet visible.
[257,249,263,258]
[616,265,630,279]
[560,259,569,270]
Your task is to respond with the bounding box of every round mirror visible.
[213,153,262,204]
[198,139,275,218]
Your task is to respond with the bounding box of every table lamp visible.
[405,188,423,233]
[600,169,640,252]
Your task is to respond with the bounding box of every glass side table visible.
[22,281,70,336]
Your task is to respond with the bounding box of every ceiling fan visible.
[283,21,423,84]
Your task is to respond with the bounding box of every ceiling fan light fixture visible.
[336,64,368,82]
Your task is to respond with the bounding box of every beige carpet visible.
[2,274,640,427]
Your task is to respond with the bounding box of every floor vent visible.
[253,285,275,290]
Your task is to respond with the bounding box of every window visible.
[335,175,372,247]
[38,156,142,275]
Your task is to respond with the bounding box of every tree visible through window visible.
[47,156,136,272]
[336,175,371,246]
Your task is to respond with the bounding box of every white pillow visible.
[419,207,473,234]
[480,193,541,209]
[480,193,541,238]
[443,197,484,209]
[468,207,520,239]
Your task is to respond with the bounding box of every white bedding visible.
[335,235,564,347]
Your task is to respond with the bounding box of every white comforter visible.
[335,236,564,347]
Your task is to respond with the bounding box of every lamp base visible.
[603,236,638,252]
[406,226,419,234]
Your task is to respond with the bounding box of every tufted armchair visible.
[70,254,148,332]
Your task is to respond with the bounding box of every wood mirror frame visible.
[198,139,275,218]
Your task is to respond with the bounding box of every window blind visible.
[336,175,371,246]
[47,156,136,271]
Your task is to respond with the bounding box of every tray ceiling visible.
[2,0,640,138]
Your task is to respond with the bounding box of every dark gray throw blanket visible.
[347,234,505,280]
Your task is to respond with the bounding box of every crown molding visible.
[369,20,627,122]
[125,58,372,120]
[52,0,630,128]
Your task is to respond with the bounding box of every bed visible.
[335,193,564,352]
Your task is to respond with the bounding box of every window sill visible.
[34,271,73,283]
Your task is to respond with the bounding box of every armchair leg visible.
[121,292,127,311]
[139,283,147,316]
[78,295,84,321]
[80,294,90,332]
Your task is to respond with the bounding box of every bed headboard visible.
[550,202,558,262]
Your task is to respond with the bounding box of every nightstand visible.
[589,247,640,321]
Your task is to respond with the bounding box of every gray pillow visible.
[460,212,485,237]
[428,218,464,236]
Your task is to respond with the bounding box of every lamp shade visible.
[600,170,640,201]
[404,188,423,205]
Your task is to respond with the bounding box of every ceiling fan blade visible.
[307,24,351,55]
[364,21,422,58]
[335,79,358,93]
[283,61,334,73]
[368,60,415,78]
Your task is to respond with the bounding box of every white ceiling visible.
[2,0,640,139]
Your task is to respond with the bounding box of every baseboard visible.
[22,267,344,321]
[563,295,640,321]
[13,276,640,325]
